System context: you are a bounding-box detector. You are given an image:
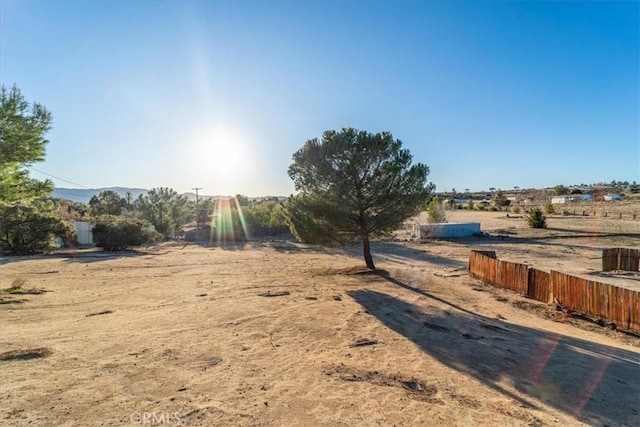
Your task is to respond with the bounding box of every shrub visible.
[426,196,447,223]
[92,215,161,251]
[466,199,474,210]
[527,208,547,228]
[492,191,510,207]
[544,201,554,214]
[56,220,77,247]
[0,201,62,255]
[510,206,521,214]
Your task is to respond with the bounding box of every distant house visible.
[581,194,593,202]
[604,194,622,201]
[551,196,573,204]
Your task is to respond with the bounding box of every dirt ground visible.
[1,208,639,426]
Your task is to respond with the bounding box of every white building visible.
[71,221,94,245]
[551,196,573,204]
[604,194,622,201]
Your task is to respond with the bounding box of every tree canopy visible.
[285,128,434,269]
[89,190,127,216]
[0,85,63,254]
[135,187,190,237]
[0,84,53,203]
[553,185,568,196]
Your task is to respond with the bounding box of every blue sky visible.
[1,0,638,196]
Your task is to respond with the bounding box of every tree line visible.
[1,85,434,268]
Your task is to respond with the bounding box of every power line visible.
[28,166,92,189]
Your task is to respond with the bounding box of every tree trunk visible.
[362,234,375,270]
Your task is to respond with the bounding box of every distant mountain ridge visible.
[52,187,286,204]
[53,187,150,204]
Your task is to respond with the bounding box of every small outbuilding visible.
[414,222,481,239]
[551,196,573,204]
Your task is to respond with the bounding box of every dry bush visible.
[10,277,27,289]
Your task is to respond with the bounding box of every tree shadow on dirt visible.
[347,280,640,426]
[0,250,151,265]
[60,250,159,264]
[209,241,251,251]
[253,240,335,255]
[334,242,468,270]
[371,242,468,269]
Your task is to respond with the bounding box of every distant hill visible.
[53,187,286,204]
[53,187,149,204]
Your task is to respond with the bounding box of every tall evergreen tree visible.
[0,85,62,254]
[0,84,53,203]
[285,128,434,269]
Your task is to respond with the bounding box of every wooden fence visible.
[469,250,640,333]
[527,268,551,304]
[602,248,640,272]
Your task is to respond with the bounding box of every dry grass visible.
[2,277,46,295]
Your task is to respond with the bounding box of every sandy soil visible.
[411,208,640,290]
[1,217,639,427]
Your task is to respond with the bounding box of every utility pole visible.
[192,187,203,241]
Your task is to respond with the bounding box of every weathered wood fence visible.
[469,250,640,333]
[602,248,640,272]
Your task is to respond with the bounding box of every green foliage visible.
[553,185,568,196]
[57,219,77,247]
[134,187,189,237]
[492,190,510,207]
[194,197,214,228]
[527,208,547,228]
[466,199,474,210]
[0,200,63,254]
[0,164,54,204]
[510,205,521,214]
[0,85,53,203]
[285,128,434,269]
[426,196,447,223]
[245,201,287,228]
[58,199,89,220]
[0,84,51,165]
[544,201,555,214]
[92,215,161,251]
[89,190,127,216]
[0,85,63,254]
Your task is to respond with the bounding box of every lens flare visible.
[210,196,250,244]
[233,195,250,240]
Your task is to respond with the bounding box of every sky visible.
[1,0,638,197]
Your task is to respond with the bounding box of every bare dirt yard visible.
[1,206,639,426]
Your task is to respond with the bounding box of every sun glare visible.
[190,124,252,177]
